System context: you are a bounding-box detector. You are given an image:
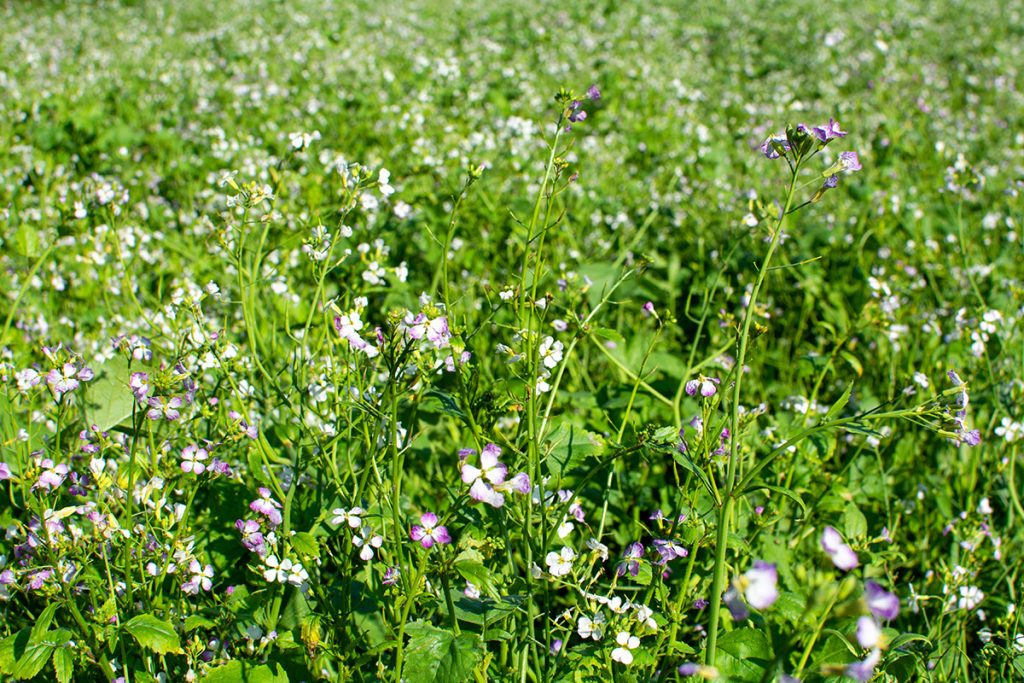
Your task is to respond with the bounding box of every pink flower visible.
[821,526,859,571]
[460,444,529,508]
[410,512,451,549]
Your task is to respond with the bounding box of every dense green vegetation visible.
[1,1,1022,681]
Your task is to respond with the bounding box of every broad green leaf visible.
[0,629,30,675]
[53,647,74,683]
[123,614,183,654]
[453,549,499,599]
[184,615,217,632]
[544,422,607,478]
[30,603,60,642]
[290,531,320,559]
[203,660,290,682]
[714,628,772,683]
[403,621,483,683]
[82,356,136,431]
[12,642,55,680]
[843,502,868,540]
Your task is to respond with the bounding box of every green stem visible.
[706,158,802,665]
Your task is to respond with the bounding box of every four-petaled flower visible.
[46,362,93,399]
[545,546,576,577]
[577,613,605,641]
[410,512,451,549]
[180,445,209,475]
[353,526,384,561]
[460,444,530,508]
[331,507,365,528]
[611,630,640,665]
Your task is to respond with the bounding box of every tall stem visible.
[705,158,802,665]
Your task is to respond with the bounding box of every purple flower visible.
[180,445,209,475]
[460,443,528,508]
[821,526,859,571]
[727,560,779,619]
[46,362,93,399]
[616,542,645,577]
[410,512,451,548]
[760,135,791,159]
[0,462,11,480]
[250,488,283,527]
[35,459,68,491]
[586,84,601,100]
[147,396,183,421]
[824,174,839,188]
[568,100,587,123]
[382,566,400,585]
[685,375,720,398]
[838,151,862,172]
[864,581,900,621]
[653,539,689,565]
[845,648,881,682]
[813,118,847,142]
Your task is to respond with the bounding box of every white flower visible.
[545,546,576,577]
[538,336,564,369]
[856,616,882,648]
[577,613,605,641]
[331,507,364,528]
[586,538,609,561]
[958,585,984,611]
[611,630,640,665]
[352,527,384,561]
[262,555,292,583]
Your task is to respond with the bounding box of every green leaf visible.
[203,660,290,682]
[544,422,607,478]
[123,614,183,654]
[53,647,74,683]
[0,629,30,675]
[12,642,55,680]
[453,549,499,599]
[184,615,217,632]
[82,356,136,431]
[31,603,60,642]
[714,628,772,683]
[403,621,483,683]
[843,502,868,540]
[743,482,807,517]
[290,531,320,559]
[668,447,717,500]
[823,382,854,422]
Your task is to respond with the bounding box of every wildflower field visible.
[2,0,1023,681]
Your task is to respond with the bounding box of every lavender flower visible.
[586,84,601,100]
[821,526,859,571]
[813,118,847,142]
[685,375,720,397]
[410,512,450,548]
[460,443,529,508]
[864,581,900,621]
[616,542,645,577]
